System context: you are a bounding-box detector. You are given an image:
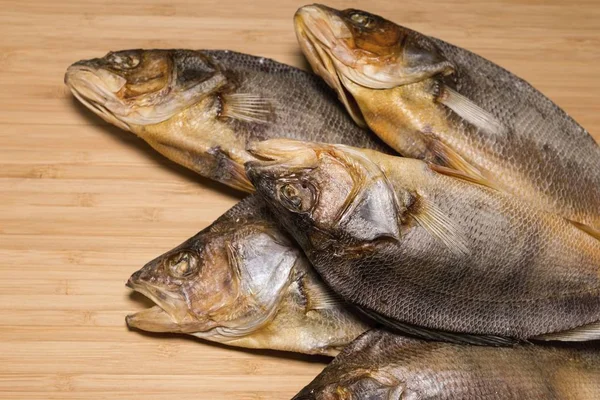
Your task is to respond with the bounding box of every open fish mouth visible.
[65,65,132,131]
[294,6,366,127]
[125,278,190,333]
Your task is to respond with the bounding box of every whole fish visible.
[294,4,600,231]
[293,330,600,400]
[246,139,600,344]
[126,195,370,355]
[64,49,391,192]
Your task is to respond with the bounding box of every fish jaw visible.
[294,5,367,127]
[65,65,131,131]
[125,305,180,333]
[295,5,454,93]
[65,50,228,131]
[125,277,198,333]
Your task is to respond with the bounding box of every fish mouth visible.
[125,277,193,333]
[65,65,132,131]
[294,5,367,127]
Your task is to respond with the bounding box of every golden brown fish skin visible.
[246,139,600,341]
[295,5,600,229]
[126,195,369,356]
[293,330,600,400]
[65,49,391,192]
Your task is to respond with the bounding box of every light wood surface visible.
[1,0,599,398]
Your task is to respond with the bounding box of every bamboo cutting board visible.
[1,0,599,398]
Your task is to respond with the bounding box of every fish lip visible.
[125,277,190,332]
[65,64,132,131]
[294,5,367,127]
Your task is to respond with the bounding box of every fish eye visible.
[349,12,375,28]
[107,52,141,70]
[166,252,199,278]
[278,181,315,213]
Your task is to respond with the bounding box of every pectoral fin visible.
[305,282,346,311]
[409,196,470,256]
[356,306,521,347]
[427,138,485,181]
[220,93,272,124]
[534,321,600,342]
[429,164,499,192]
[437,85,508,136]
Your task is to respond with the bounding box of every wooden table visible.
[1,0,598,398]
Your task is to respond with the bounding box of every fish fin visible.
[568,220,600,242]
[427,138,485,181]
[534,321,600,342]
[409,196,470,256]
[220,93,272,124]
[437,85,508,136]
[429,164,500,192]
[305,283,346,311]
[356,306,521,347]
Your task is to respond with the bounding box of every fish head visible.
[65,50,254,191]
[65,49,226,130]
[126,221,299,340]
[294,4,453,125]
[293,369,406,400]
[292,373,406,400]
[246,139,401,252]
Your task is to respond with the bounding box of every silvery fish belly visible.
[293,330,600,400]
[125,195,370,356]
[294,4,600,230]
[64,49,391,192]
[246,139,600,344]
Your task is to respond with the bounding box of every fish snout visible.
[126,269,143,288]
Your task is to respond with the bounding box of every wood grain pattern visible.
[0,0,598,398]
